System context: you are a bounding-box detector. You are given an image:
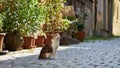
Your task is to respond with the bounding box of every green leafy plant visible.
[2,0,44,36]
[40,0,66,32]
[75,8,88,31]
[60,19,71,31]
[0,0,5,32]
[76,22,84,31]
[0,14,3,32]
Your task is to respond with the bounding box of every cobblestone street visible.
[0,38,120,68]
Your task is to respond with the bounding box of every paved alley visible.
[0,38,120,68]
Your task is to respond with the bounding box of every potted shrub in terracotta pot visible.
[2,0,24,51]
[39,0,66,45]
[0,12,8,54]
[76,22,85,42]
[2,0,44,50]
[75,9,88,42]
[0,13,5,52]
[21,0,44,49]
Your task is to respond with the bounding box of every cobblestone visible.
[0,38,120,68]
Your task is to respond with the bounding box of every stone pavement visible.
[0,38,120,68]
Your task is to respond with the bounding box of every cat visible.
[38,33,61,59]
[51,33,61,58]
[38,44,53,59]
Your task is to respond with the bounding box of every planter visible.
[23,36,36,49]
[0,33,6,51]
[77,31,85,42]
[4,33,23,51]
[44,34,52,44]
[35,36,45,47]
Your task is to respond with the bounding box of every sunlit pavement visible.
[0,38,120,68]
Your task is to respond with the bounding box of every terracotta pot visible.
[23,36,36,49]
[77,31,85,42]
[0,33,5,51]
[35,36,45,47]
[4,33,23,51]
[44,34,52,44]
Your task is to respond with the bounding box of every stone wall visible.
[112,0,120,36]
[84,6,93,37]
[75,0,94,37]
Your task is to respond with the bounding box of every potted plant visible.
[0,13,5,51]
[2,0,44,50]
[75,9,88,42]
[39,0,66,44]
[20,0,45,49]
[75,21,85,42]
[0,1,8,53]
[1,0,25,51]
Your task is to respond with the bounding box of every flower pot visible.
[23,36,36,49]
[35,36,45,47]
[77,31,85,42]
[44,34,52,44]
[4,33,23,51]
[0,33,6,51]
